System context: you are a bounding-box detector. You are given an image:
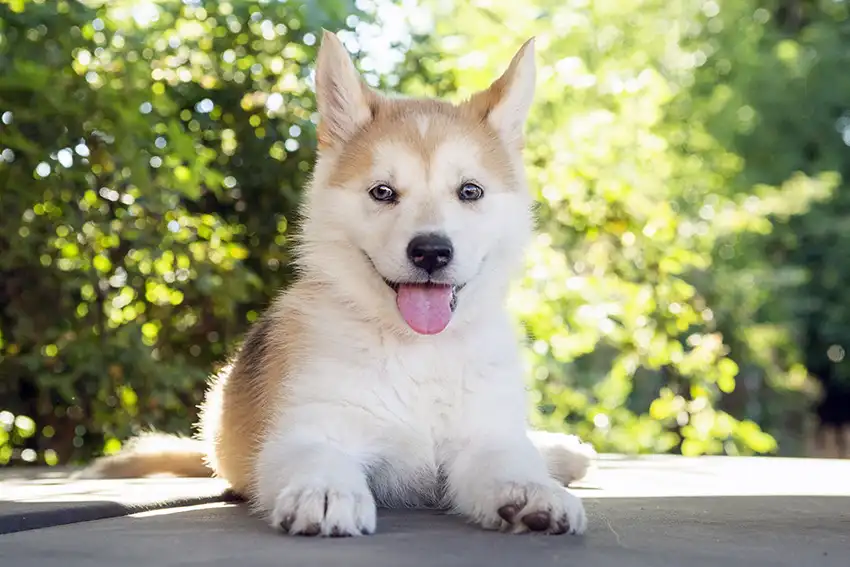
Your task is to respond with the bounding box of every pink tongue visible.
[396,284,453,335]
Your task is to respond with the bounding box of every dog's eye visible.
[369,183,396,202]
[458,182,484,202]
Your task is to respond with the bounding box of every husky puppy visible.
[84,31,595,537]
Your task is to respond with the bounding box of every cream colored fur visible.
[84,31,596,537]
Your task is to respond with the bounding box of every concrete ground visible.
[1,455,848,566]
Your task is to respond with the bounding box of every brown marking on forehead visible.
[328,96,519,190]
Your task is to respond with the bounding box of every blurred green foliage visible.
[0,0,846,465]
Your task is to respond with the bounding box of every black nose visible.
[407,233,454,274]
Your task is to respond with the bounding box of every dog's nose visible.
[407,233,454,274]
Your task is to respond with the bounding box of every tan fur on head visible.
[328,99,520,193]
[316,30,536,160]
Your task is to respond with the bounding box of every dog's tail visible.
[76,432,212,479]
[528,430,597,486]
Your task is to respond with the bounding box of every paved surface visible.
[1,455,848,566]
[0,467,232,533]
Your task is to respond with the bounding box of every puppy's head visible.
[299,31,536,335]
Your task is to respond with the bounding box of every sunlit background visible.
[2,0,849,467]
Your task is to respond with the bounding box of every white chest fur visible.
[265,304,529,507]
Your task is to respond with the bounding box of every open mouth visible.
[361,251,464,335]
[381,279,463,336]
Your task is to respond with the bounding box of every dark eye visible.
[458,182,484,202]
[369,183,396,202]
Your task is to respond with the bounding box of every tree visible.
[694,0,850,454]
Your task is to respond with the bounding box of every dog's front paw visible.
[270,483,377,537]
[487,481,587,535]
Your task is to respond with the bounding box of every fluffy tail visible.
[76,433,212,479]
[528,430,597,486]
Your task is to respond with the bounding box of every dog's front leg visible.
[254,427,376,537]
[446,433,587,535]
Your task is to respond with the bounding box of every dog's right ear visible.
[315,30,375,150]
[464,38,536,149]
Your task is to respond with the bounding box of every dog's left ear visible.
[314,30,376,150]
[465,38,536,148]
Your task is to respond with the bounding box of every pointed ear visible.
[465,38,536,148]
[315,30,375,149]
